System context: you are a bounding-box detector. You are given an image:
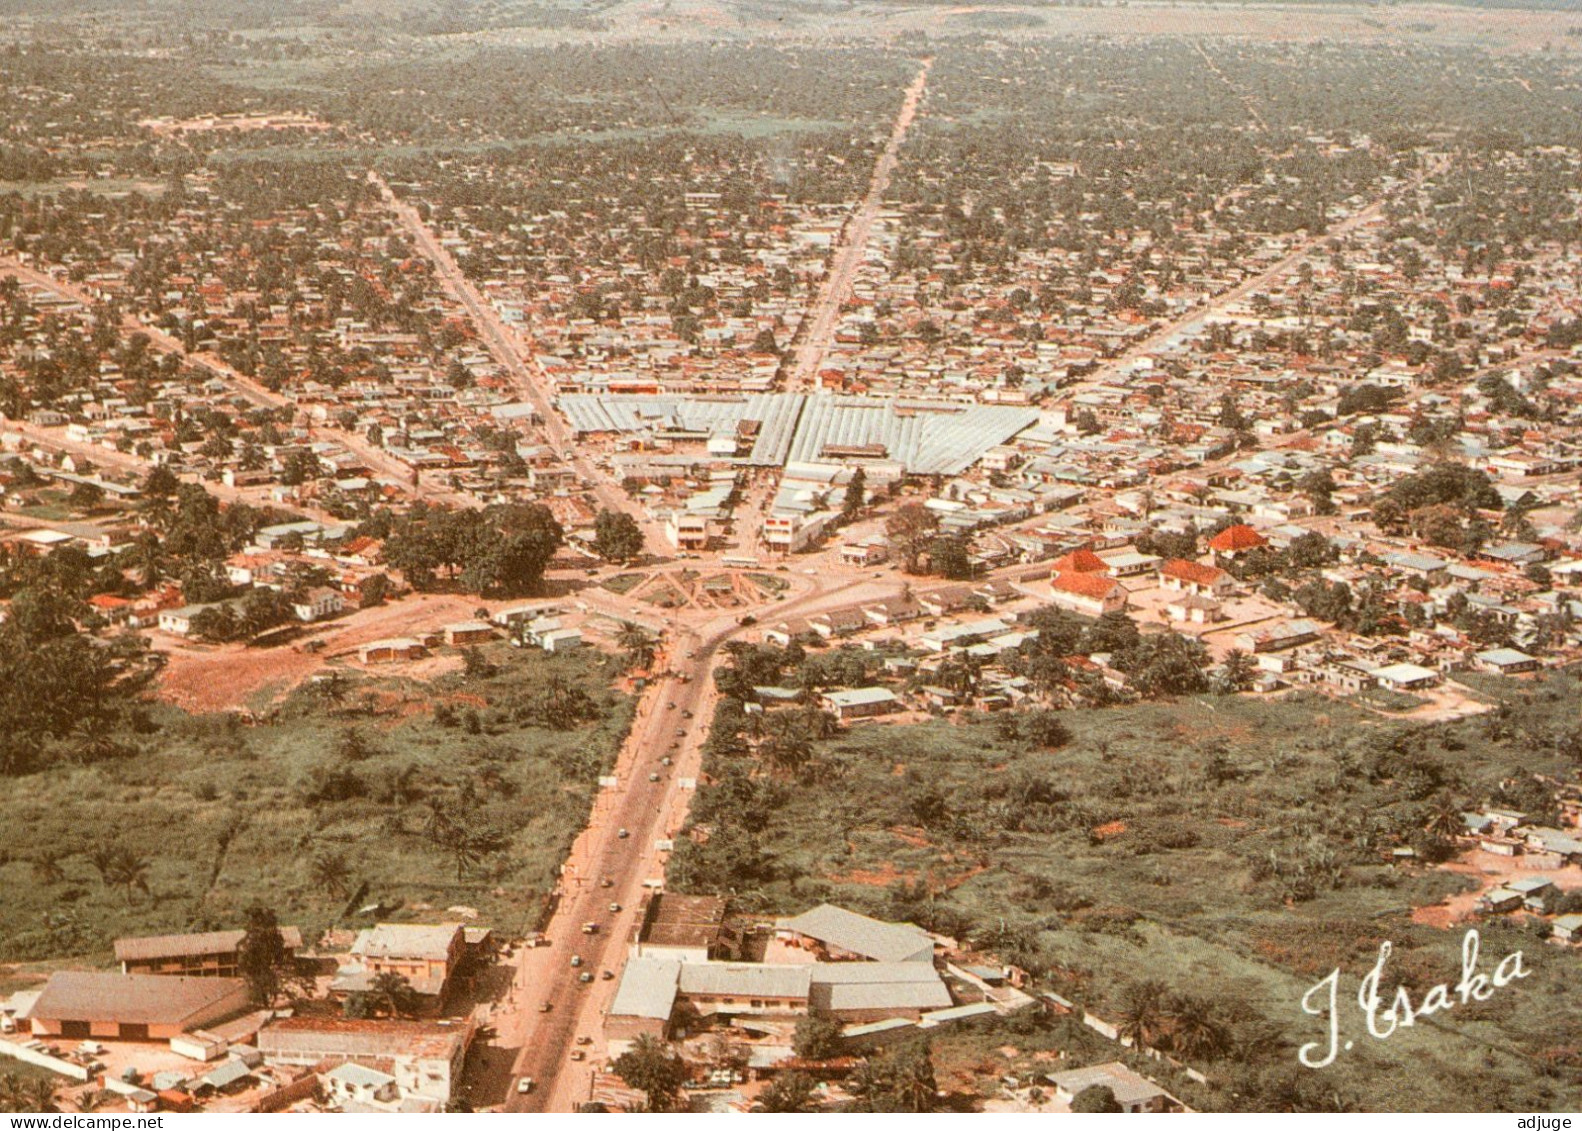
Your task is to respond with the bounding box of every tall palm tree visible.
[1166,994,1230,1060]
[309,851,352,900]
[1116,980,1169,1050]
[1218,649,1254,693]
[617,625,656,672]
[90,845,150,906]
[368,971,416,1019]
[760,730,812,777]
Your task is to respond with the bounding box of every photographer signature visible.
[1299,928,1529,1068]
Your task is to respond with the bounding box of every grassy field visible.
[676,669,1582,1111]
[0,644,633,971]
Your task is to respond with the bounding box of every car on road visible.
[617,828,630,839]
[660,757,672,767]
[517,1078,535,1095]
[570,955,583,967]
[648,772,660,782]
[608,902,621,913]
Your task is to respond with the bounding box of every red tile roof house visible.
[1207,523,1268,561]
[27,972,250,1041]
[1049,547,1110,574]
[1048,570,1129,618]
[1157,558,1235,597]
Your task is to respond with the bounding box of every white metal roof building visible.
[556,392,1035,474]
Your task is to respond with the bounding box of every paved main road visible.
[473,570,899,1112]
[784,58,931,392]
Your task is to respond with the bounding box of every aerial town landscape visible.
[0,0,1579,1116]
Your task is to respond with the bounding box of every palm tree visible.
[1218,649,1254,693]
[89,845,151,906]
[617,625,656,672]
[760,730,812,777]
[1423,795,1464,842]
[1166,994,1230,1060]
[368,971,416,1018]
[129,530,164,587]
[1116,980,1169,1049]
[0,1073,24,1113]
[20,1078,57,1113]
[309,851,352,900]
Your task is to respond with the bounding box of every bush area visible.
[674,667,1582,1111]
[0,645,633,964]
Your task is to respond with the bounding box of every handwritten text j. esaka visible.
[1298,927,1529,1069]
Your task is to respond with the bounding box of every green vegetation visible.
[676,669,1582,1111]
[592,509,645,564]
[613,1033,687,1113]
[0,645,632,963]
[374,501,565,596]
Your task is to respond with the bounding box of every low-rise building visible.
[256,1017,473,1107]
[115,927,303,978]
[28,973,250,1041]
[820,687,899,720]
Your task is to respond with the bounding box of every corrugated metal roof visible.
[610,957,682,1020]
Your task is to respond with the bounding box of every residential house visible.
[1207,523,1268,561]
[1475,647,1538,675]
[820,687,899,721]
[1157,559,1234,597]
[1370,662,1440,692]
[292,587,347,623]
[1047,1062,1183,1113]
[1048,571,1128,618]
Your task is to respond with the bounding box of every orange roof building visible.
[1050,547,1109,573]
[1048,570,1128,616]
[1158,559,1233,593]
[1207,524,1267,556]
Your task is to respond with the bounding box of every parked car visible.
[517,1077,535,1095]
[570,955,583,967]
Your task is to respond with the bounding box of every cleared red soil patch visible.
[828,861,916,887]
